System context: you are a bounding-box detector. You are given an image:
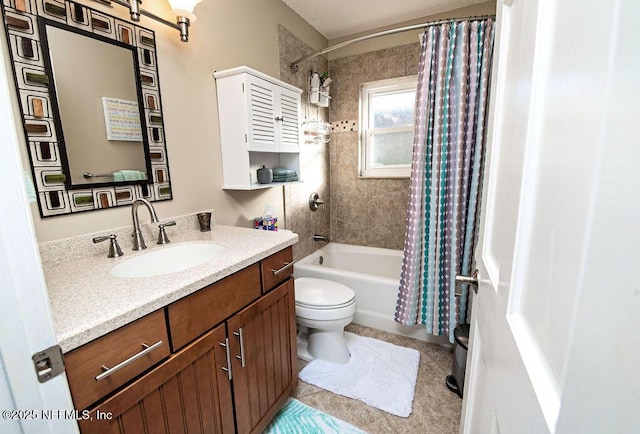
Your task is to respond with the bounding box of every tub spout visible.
[312,234,330,242]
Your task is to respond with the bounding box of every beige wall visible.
[5,0,496,245]
[8,0,327,242]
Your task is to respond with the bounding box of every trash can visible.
[445,323,470,398]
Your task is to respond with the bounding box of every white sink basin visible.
[110,243,227,278]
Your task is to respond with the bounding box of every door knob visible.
[455,270,479,294]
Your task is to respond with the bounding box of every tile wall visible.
[278,26,330,261]
[278,26,421,255]
[329,43,420,250]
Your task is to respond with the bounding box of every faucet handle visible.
[157,221,176,245]
[93,234,124,258]
[309,192,325,211]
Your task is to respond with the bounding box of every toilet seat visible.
[295,302,357,322]
[295,277,355,310]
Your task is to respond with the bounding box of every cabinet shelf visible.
[223,180,303,191]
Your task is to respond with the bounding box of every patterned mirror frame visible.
[1,0,172,217]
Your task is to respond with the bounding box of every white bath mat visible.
[298,332,420,417]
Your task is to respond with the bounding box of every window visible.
[359,75,417,178]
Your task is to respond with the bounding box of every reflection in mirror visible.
[45,24,148,186]
[1,0,173,217]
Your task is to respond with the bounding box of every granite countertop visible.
[44,225,298,353]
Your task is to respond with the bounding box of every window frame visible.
[359,75,418,178]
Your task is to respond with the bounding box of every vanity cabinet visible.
[79,325,234,434]
[64,309,171,411]
[214,66,303,190]
[71,246,296,434]
[167,263,262,351]
[228,279,296,433]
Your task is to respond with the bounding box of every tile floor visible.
[294,324,462,434]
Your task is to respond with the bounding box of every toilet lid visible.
[295,278,355,309]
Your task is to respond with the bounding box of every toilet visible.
[294,277,356,364]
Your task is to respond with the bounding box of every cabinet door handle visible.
[234,328,246,367]
[95,341,163,381]
[220,338,232,381]
[275,116,284,122]
[271,261,294,276]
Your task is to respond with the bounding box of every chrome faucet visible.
[309,192,325,211]
[131,198,159,250]
[312,234,330,242]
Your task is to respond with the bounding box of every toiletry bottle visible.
[310,72,320,104]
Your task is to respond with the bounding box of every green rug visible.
[264,398,367,434]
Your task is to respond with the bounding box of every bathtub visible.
[294,243,449,345]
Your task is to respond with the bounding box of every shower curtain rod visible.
[290,14,496,72]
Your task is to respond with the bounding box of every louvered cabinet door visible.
[277,87,301,153]
[227,279,298,434]
[246,75,277,152]
[79,324,235,434]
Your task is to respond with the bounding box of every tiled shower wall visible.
[278,27,421,255]
[329,43,420,250]
[278,26,330,261]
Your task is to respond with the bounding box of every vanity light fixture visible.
[166,0,202,42]
[95,0,202,42]
[129,0,140,21]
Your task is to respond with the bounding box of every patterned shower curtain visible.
[395,19,495,342]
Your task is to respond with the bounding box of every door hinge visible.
[32,345,65,383]
[244,133,247,143]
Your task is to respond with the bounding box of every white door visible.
[460,0,640,433]
[0,32,77,434]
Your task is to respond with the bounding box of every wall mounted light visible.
[93,0,202,42]
[129,0,140,21]
[167,0,202,42]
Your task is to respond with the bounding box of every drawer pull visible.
[220,338,232,381]
[95,340,163,381]
[271,261,294,276]
[234,328,246,367]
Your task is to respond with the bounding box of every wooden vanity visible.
[62,246,296,434]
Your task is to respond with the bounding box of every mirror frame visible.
[1,0,173,217]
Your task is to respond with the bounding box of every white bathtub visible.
[294,243,449,345]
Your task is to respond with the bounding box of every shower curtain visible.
[395,19,495,342]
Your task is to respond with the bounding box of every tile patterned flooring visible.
[294,324,462,434]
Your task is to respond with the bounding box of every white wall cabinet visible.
[214,66,302,190]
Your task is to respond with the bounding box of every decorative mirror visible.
[1,0,172,217]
